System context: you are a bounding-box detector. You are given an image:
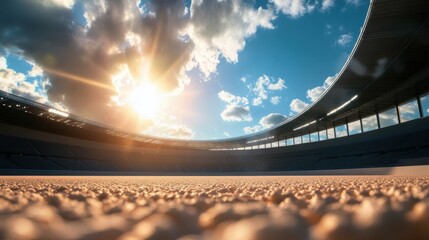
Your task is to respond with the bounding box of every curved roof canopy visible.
[196,0,429,149]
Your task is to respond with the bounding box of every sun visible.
[129,83,162,119]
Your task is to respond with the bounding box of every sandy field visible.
[0,176,428,240]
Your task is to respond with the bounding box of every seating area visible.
[0,115,428,173]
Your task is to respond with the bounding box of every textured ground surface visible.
[0,176,428,240]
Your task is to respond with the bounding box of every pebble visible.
[0,176,427,240]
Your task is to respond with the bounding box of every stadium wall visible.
[0,116,428,174]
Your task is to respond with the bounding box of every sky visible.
[0,0,370,140]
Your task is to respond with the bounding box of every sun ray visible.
[44,67,115,92]
[146,22,162,82]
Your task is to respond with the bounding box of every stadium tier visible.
[1,0,429,173]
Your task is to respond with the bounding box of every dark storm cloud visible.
[0,0,119,123]
[0,0,192,125]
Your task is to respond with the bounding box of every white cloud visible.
[378,108,399,127]
[223,132,230,137]
[379,109,397,121]
[28,61,44,78]
[144,122,194,140]
[260,113,288,128]
[270,96,281,105]
[252,75,270,106]
[337,33,353,46]
[253,97,263,106]
[0,56,6,70]
[336,129,348,137]
[325,24,332,34]
[306,75,336,102]
[1,64,49,105]
[290,98,309,113]
[345,0,360,6]
[243,125,262,134]
[378,113,392,121]
[327,128,335,139]
[218,90,249,105]
[251,75,287,106]
[398,101,419,122]
[243,113,287,134]
[362,115,378,131]
[218,90,236,103]
[321,0,335,10]
[139,113,195,140]
[189,0,276,77]
[306,86,325,102]
[399,102,418,115]
[348,120,361,133]
[324,74,335,86]
[268,78,287,90]
[83,0,109,28]
[0,56,68,111]
[290,74,336,116]
[38,0,75,8]
[270,0,316,18]
[218,90,252,122]
[221,105,252,122]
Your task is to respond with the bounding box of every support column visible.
[417,96,424,118]
[376,110,381,129]
[333,122,337,138]
[396,104,401,124]
[359,111,364,133]
[346,119,350,136]
[316,123,320,141]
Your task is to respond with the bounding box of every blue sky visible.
[0,0,369,140]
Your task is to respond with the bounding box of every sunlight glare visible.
[129,83,162,119]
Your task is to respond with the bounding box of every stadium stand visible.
[0,0,428,174]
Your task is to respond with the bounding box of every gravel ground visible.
[0,176,428,240]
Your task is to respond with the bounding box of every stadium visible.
[0,0,429,239]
